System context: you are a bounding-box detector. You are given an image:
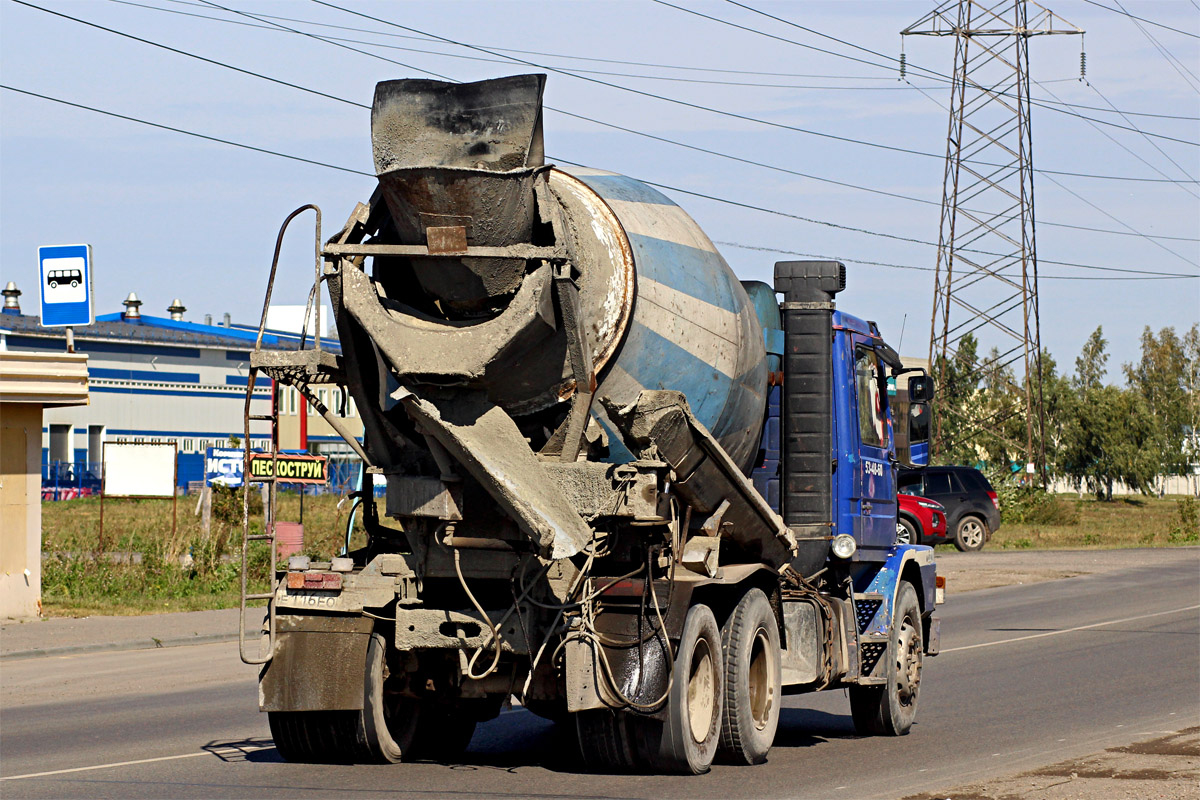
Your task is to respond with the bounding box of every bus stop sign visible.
[39,244,93,327]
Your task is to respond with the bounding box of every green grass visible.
[990,495,1198,550]
[39,490,377,617]
[40,490,1197,615]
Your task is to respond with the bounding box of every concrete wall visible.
[1,402,43,618]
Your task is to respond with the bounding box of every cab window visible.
[854,347,889,449]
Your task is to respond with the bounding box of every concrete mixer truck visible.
[238,74,941,775]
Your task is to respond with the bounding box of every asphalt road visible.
[3,555,1198,800]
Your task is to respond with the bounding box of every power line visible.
[0,84,373,177]
[126,0,1200,120]
[1079,0,1200,40]
[11,0,367,110]
[105,0,920,91]
[714,241,1194,280]
[699,0,1200,143]
[905,77,1200,266]
[112,0,902,81]
[308,0,1200,186]
[3,83,1193,282]
[1084,79,1199,189]
[23,0,1199,247]
[103,0,1197,183]
[1110,0,1200,93]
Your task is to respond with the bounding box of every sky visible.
[1,0,1197,378]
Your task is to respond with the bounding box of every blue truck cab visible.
[747,261,940,709]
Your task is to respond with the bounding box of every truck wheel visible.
[849,581,922,736]
[356,632,421,762]
[953,516,987,552]
[267,634,417,763]
[649,602,724,774]
[576,707,639,772]
[896,518,918,545]
[268,709,360,763]
[717,588,780,765]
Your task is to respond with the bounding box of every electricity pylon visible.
[903,1,1081,478]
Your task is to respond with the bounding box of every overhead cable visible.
[24,0,1199,244]
[3,84,1193,281]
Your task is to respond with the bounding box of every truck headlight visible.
[831,534,857,559]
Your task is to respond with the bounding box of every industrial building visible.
[0,281,362,493]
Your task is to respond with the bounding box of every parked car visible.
[898,466,1000,552]
[897,493,947,545]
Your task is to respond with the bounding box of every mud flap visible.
[259,615,373,712]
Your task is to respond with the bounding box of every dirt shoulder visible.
[903,727,1200,800]
[935,546,1199,594]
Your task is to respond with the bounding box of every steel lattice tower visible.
[903,1,1081,475]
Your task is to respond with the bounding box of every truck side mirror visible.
[908,375,934,402]
[907,401,931,467]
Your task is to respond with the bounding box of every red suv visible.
[897,493,948,545]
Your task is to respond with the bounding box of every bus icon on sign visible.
[47,268,83,289]
[43,258,87,303]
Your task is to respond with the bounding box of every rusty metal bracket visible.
[544,262,596,462]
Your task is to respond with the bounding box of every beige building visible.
[276,383,364,454]
[1,346,89,619]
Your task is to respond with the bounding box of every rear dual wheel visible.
[576,603,725,774]
[270,633,475,764]
[718,588,781,765]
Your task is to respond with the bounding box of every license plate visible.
[282,590,339,608]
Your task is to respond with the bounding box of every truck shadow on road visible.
[206,707,862,774]
[445,706,860,773]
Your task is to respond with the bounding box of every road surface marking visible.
[2,746,269,782]
[942,604,1199,653]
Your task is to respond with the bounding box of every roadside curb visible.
[0,632,239,662]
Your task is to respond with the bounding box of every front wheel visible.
[953,516,987,552]
[896,517,918,545]
[849,581,923,736]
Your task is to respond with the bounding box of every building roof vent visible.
[167,298,186,321]
[2,281,20,315]
[122,292,143,321]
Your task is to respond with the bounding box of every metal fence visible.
[41,456,385,500]
[41,460,102,500]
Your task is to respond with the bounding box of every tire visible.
[849,582,923,736]
[576,707,640,772]
[268,633,419,763]
[896,517,918,545]
[953,515,988,552]
[49,281,58,289]
[268,708,360,763]
[356,632,421,762]
[647,603,724,774]
[70,280,79,288]
[718,588,781,765]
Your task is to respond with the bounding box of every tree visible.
[1074,326,1108,391]
[1125,326,1190,489]
[1060,328,1158,499]
[1183,325,1200,477]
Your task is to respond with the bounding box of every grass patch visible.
[992,494,1197,550]
[40,490,376,617]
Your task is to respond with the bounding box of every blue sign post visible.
[38,244,93,327]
